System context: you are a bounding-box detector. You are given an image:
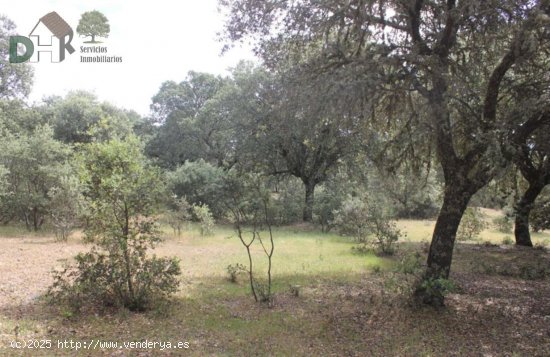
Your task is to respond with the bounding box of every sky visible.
[1,0,257,116]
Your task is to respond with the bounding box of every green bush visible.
[502,236,514,245]
[226,263,247,283]
[165,196,191,236]
[333,195,371,243]
[417,277,456,302]
[397,252,424,275]
[457,207,486,241]
[334,194,401,255]
[167,160,226,218]
[371,219,402,256]
[48,175,85,241]
[50,246,180,312]
[270,177,303,225]
[530,195,550,232]
[313,190,341,232]
[493,215,512,233]
[192,203,215,236]
[48,138,181,312]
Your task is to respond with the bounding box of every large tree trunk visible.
[514,183,543,247]
[415,183,473,306]
[302,180,316,222]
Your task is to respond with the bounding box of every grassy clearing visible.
[397,208,550,246]
[0,216,549,356]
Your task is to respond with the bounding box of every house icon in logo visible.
[29,11,75,62]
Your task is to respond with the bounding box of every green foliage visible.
[397,252,424,275]
[47,91,136,144]
[457,208,486,241]
[50,248,180,312]
[375,167,441,219]
[313,180,346,232]
[333,195,371,243]
[371,219,402,256]
[146,72,229,168]
[48,175,85,241]
[418,278,456,302]
[492,215,513,234]
[76,10,110,42]
[289,284,301,297]
[350,244,371,255]
[221,0,550,306]
[167,160,226,218]
[0,125,72,230]
[192,203,215,236]
[252,279,272,303]
[164,196,191,236]
[49,137,180,311]
[270,177,303,225]
[502,236,514,245]
[333,194,401,255]
[530,192,550,232]
[226,263,247,283]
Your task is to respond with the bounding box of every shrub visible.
[351,244,372,255]
[48,175,85,241]
[226,263,247,283]
[0,125,72,231]
[397,252,423,275]
[493,215,512,233]
[50,246,180,312]
[371,219,402,256]
[289,284,301,297]
[333,194,401,255]
[192,203,215,236]
[502,236,514,245]
[333,195,372,243]
[165,196,191,236]
[457,207,486,241]
[313,185,342,232]
[48,138,181,312]
[167,160,226,218]
[530,196,550,232]
[417,277,456,301]
[270,177,303,225]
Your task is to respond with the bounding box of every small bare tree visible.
[224,173,275,303]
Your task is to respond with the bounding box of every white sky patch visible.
[1,0,257,116]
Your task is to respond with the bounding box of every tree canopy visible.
[221,0,550,304]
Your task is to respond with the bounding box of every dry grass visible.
[397,208,550,246]
[0,219,549,356]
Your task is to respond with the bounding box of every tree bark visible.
[302,180,316,222]
[514,183,543,247]
[415,182,472,306]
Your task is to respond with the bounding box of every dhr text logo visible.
[9,11,75,63]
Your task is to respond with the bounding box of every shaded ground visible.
[0,225,549,356]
